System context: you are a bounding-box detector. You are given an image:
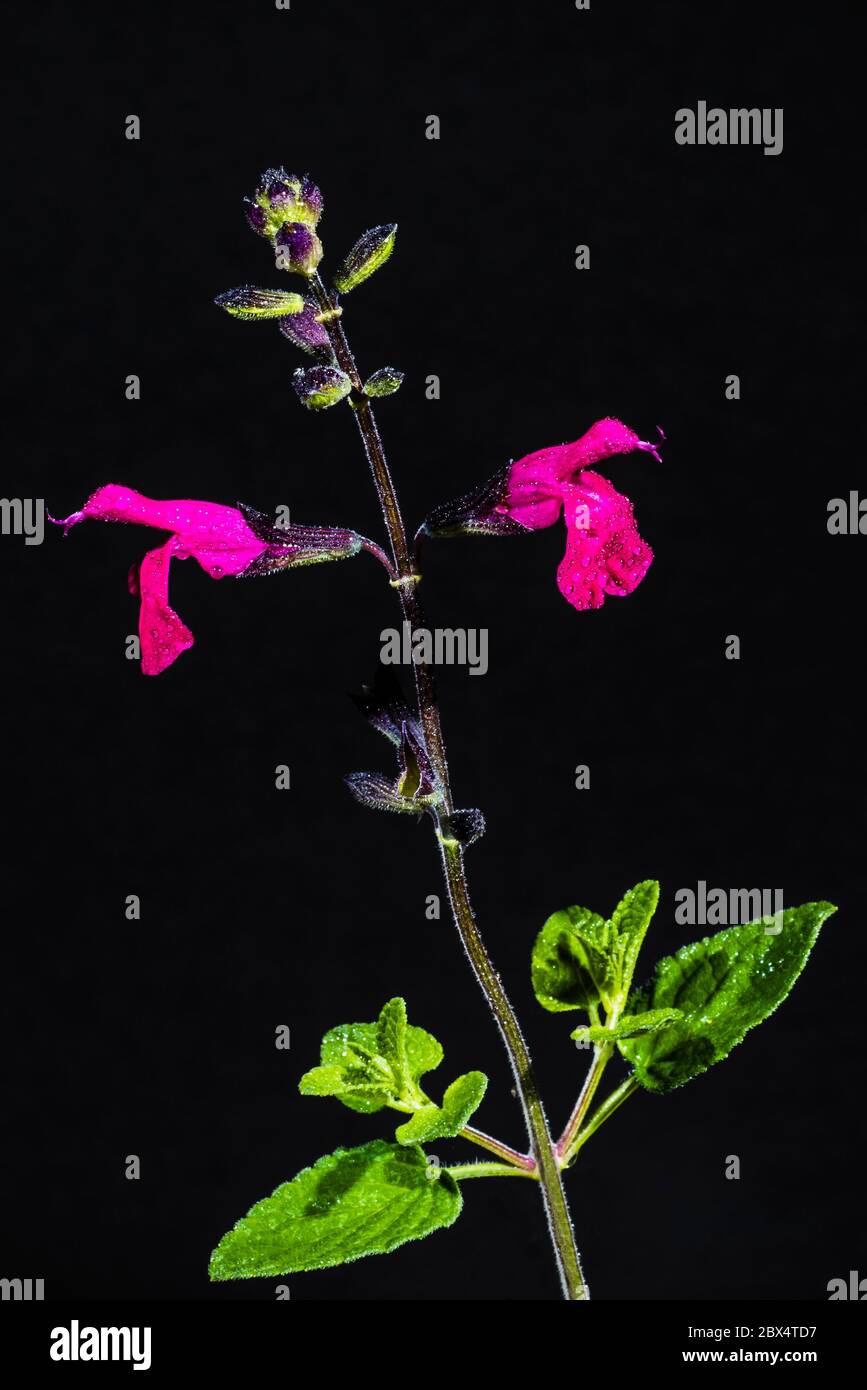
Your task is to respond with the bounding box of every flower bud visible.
[278,300,332,353]
[214,285,306,321]
[274,221,323,276]
[333,224,397,294]
[243,198,268,235]
[438,808,486,847]
[244,168,324,241]
[364,367,404,398]
[293,365,353,410]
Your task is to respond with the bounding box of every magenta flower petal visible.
[556,473,653,611]
[51,484,269,675]
[553,416,662,476]
[496,484,563,531]
[57,485,267,578]
[495,417,660,534]
[509,417,660,495]
[131,539,195,676]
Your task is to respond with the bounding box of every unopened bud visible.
[278,301,332,353]
[333,224,397,294]
[214,285,306,321]
[274,222,323,276]
[364,367,404,398]
[293,365,353,410]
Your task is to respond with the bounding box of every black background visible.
[3,0,863,1302]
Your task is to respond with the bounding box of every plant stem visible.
[359,536,396,577]
[446,1161,537,1181]
[460,1126,536,1172]
[556,1044,613,1162]
[564,1075,638,1163]
[391,1114,534,1172]
[440,842,585,1296]
[309,271,587,1300]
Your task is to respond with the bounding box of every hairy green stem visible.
[390,1112,534,1172]
[440,841,585,1296]
[557,1044,613,1163]
[447,1161,537,1181]
[309,270,587,1300]
[565,1075,639,1163]
[460,1125,536,1172]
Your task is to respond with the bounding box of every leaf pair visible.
[533,881,837,1095]
[299,997,487,1143]
[210,998,485,1282]
[531,879,660,1016]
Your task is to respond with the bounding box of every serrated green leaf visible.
[620,902,837,1092]
[395,1071,488,1144]
[531,906,616,1012]
[532,882,660,1017]
[214,286,306,320]
[377,997,411,1096]
[301,999,443,1114]
[571,1008,683,1045]
[609,880,660,987]
[209,1140,462,1280]
[298,1063,393,1114]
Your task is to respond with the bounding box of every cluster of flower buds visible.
[243,168,325,276]
[216,172,405,409]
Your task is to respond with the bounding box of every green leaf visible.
[609,880,660,988]
[364,367,404,398]
[376,997,411,1096]
[209,1140,462,1280]
[333,224,397,294]
[531,906,616,1012]
[299,998,443,1113]
[214,286,306,320]
[620,902,837,1093]
[395,1071,488,1144]
[531,882,660,1015]
[571,1008,683,1046]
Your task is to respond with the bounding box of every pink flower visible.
[51,485,361,675]
[424,418,661,612]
